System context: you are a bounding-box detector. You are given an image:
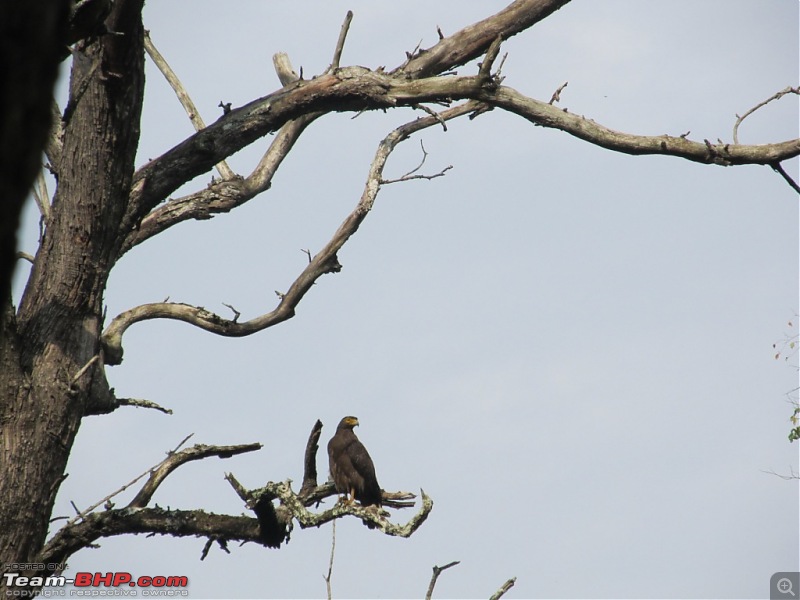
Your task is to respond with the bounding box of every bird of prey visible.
[327,416,382,507]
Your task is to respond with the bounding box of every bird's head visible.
[338,416,359,430]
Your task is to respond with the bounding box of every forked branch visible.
[37,439,263,578]
[120,52,317,255]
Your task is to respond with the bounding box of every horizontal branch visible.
[484,85,800,166]
[38,507,264,576]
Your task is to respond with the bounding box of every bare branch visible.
[144,30,236,180]
[412,104,449,131]
[381,139,454,185]
[426,561,460,600]
[733,85,800,144]
[116,397,173,414]
[397,0,572,78]
[381,165,453,185]
[246,480,434,538]
[323,520,336,600]
[299,419,323,497]
[121,112,318,255]
[478,35,503,80]
[549,80,568,105]
[489,577,518,600]
[106,101,484,365]
[222,302,241,323]
[70,354,100,389]
[124,59,797,238]
[37,441,265,575]
[128,442,262,508]
[273,52,300,86]
[39,507,265,577]
[15,251,35,264]
[64,434,197,527]
[770,161,800,195]
[123,69,488,234]
[761,467,800,480]
[485,85,800,166]
[329,11,354,72]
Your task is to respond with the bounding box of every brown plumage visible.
[327,416,382,507]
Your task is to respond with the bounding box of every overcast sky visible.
[14,1,799,598]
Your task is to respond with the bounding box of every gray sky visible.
[14,1,799,598]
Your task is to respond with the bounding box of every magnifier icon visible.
[778,578,796,597]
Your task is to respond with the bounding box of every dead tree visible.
[0,0,797,596]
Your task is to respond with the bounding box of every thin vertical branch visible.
[323,520,336,600]
[489,577,517,600]
[425,560,460,600]
[329,11,354,71]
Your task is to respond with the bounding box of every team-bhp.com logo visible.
[3,571,189,597]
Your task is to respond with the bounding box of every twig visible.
[329,11,354,72]
[144,31,235,180]
[733,85,800,144]
[381,139,453,185]
[413,104,448,131]
[770,161,800,195]
[425,561,460,600]
[15,251,35,264]
[381,164,452,185]
[200,537,230,560]
[549,81,568,105]
[222,303,241,323]
[496,52,509,77]
[489,577,517,600]
[761,467,799,480]
[70,354,100,388]
[323,520,336,600]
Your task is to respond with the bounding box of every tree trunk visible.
[0,1,145,588]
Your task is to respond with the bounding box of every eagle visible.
[327,416,382,507]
